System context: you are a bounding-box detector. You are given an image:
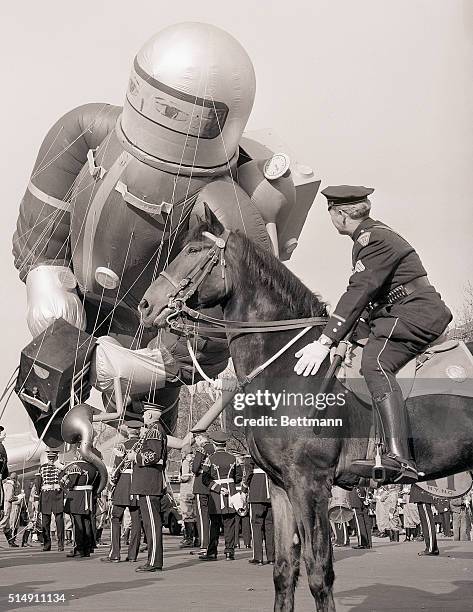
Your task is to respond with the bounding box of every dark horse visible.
[139,206,473,612]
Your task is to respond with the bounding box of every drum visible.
[328,486,354,524]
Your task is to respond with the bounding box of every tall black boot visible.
[388,530,394,541]
[351,391,418,484]
[394,530,400,542]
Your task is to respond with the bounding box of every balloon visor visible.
[118,59,233,175]
[128,60,229,140]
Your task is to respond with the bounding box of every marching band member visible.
[179,445,197,549]
[409,484,440,556]
[0,472,21,547]
[200,432,242,562]
[242,455,274,565]
[192,432,216,554]
[102,422,142,563]
[234,454,251,550]
[36,449,65,552]
[348,486,372,549]
[129,406,167,573]
[62,450,99,558]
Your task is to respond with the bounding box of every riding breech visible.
[361,314,444,401]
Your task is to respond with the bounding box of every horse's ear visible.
[203,202,225,236]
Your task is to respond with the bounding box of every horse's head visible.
[139,204,231,328]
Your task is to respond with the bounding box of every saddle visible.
[336,337,473,404]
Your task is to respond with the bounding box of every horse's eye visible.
[188,246,202,254]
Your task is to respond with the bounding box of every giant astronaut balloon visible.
[13,23,319,440]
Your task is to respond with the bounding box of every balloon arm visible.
[92,378,127,423]
[164,391,237,449]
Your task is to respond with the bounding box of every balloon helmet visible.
[117,22,256,176]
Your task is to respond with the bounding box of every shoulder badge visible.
[353,260,366,273]
[357,232,371,247]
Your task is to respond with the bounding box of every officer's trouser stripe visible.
[197,495,204,547]
[146,496,157,566]
[423,504,434,552]
[353,511,361,545]
[376,317,399,393]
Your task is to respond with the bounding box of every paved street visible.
[1,535,472,612]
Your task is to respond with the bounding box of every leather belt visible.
[374,276,431,308]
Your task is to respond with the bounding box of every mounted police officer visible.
[192,431,215,554]
[129,405,167,573]
[295,185,452,484]
[242,455,275,565]
[199,432,242,561]
[101,422,142,563]
[36,449,65,552]
[62,450,99,558]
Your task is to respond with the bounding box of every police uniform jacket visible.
[348,486,369,510]
[111,437,140,507]
[192,442,215,495]
[62,460,99,515]
[241,457,271,504]
[36,462,64,514]
[322,218,452,343]
[202,449,242,515]
[130,424,167,496]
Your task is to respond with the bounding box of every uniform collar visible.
[351,217,377,243]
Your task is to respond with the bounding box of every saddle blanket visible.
[336,339,473,404]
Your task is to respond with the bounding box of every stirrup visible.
[373,452,419,484]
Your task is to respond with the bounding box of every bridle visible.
[157,229,231,332]
[157,229,328,336]
[153,228,329,388]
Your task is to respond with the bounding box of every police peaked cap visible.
[321,185,374,207]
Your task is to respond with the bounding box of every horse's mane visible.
[184,221,329,319]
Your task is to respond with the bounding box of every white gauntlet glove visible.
[294,340,330,376]
[26,265,87,337]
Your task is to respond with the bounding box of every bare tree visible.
[450,282,473,341]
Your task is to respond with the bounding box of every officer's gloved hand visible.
[294,340,330,376]
[26,265,86,337]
